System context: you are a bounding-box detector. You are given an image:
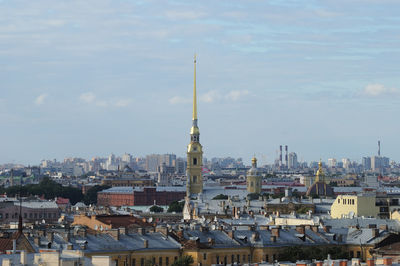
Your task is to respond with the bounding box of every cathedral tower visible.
[186,54,203,195]
[247,156,262,194]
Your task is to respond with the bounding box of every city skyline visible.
[1,0,400,164]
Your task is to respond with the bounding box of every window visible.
[248,255,251,262]
[132,259,136,266]
[29,213,32,218]
[231,255,234,264]
[224,256,227,265]
[251,181,254,187]
[243,255,246,262]
[174,257,178,262]
[265,255,269,262]
[159,257,162,266]
[216,256,220,264]
[6,213,9,219]
[357,251,361,258]
[140,258,144,266]
[24,213,27,218]
[166,257,169,266]
[0,213,2,219]
[350,251,354,258]
[338,199,340,204]
[193,176,197,183]
[193,158,197,165]
[273,254,276,261]
[237,254,240,263]
[203,253,207,260]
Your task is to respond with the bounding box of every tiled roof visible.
[95,215,150,228]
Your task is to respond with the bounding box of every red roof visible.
[56,197,70,205]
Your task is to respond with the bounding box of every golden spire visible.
[251,155,257,168]
[315,159,324,182]
[193,53,197,121]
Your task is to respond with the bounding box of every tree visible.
[171,255,194,266]
[212,194,228,200]
[167,201,184,213]
[150,205,164,213]
[83,185,110,205]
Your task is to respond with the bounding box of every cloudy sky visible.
[1,0,400,165]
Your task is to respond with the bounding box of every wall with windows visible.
[331,195,378,219]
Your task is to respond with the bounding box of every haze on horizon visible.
[1,0,400,165]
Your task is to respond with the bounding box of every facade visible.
[101,177,154,188]
[72,214,152,231]
[0,201,60,224]
[97,187,186,207]
[246,157,262,194]
[186,55,203,195]
[330,194,379,219]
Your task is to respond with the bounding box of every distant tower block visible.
[285,145,288,167]
[378,140,381,156]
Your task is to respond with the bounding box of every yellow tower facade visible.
[247,157,262,194]
[187,55,203,195]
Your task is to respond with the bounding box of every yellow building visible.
[331,194,379,218]
[187,55,203,195]
[246,157,262,194]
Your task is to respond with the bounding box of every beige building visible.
[331,194,379,219]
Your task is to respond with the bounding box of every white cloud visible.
[34,93,48,105]
[115,99,132,107]
[169,96,191,105]
[362,83,399,97]
[225,90,249,101]
[79,92,131,107]
[200,90,220,103]
[170,89,250,105]
[165,10,206,20]
[79,92,96,103]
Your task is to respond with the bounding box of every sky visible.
[1,0,400,165]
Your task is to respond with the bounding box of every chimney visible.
[271,227,280,238]
[251,232,260,241]
[34,236,40,246]
[119,227,126,235]
[80,242,87,250]
[156,226,168,236]
[207,237,215,246]
[138,228,146,235]
[383,257,392,266]
[367,258,375,266]
[372,228,379,238]
[12,239,16,253]
[227,231,234,239]
[379,224,388,231]
[67,244,73,250]
[285,145,288,167]
[108,229,120,240]
[46,231,54,243]
[63,232,70,242]
[315,261,323,266]
[279,145,283,166]
[378,140,381,156]
[270,235,276,243]
[20,251,27,265]
[296,225,305,235]
[339,260,348,266]
[176,230,183,239]
[368,224,377,229]
[311,226,319,233]
[323,225,331,233]
[143,240,149,248]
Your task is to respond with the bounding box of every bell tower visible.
[186,54,203,195]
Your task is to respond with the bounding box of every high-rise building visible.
[186,55,203,195]
[362,157,371,170]
[288,152,298,169]
[342,158,351,169]
[328,158,337,168]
